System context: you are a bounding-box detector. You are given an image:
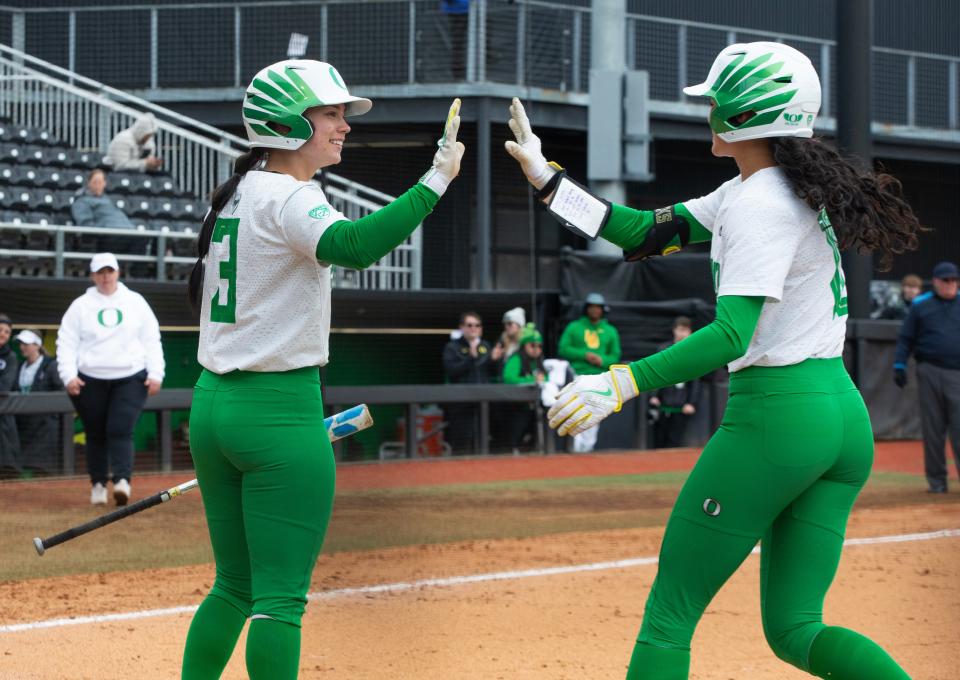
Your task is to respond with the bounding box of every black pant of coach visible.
[69,370,149,485]
[917,362,960,493]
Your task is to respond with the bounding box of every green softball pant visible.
[627,358,910,679]
[181,367,336,680]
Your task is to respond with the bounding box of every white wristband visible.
[609,365,640,408]
[419,168,451,197]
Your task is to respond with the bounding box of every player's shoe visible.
[113,479,131,506]
[90,482,108,506]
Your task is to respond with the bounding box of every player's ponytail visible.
[770,137,925,271]
[188,148,266,312]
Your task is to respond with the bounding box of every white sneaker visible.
[113,479,131,506]
[90,482,108,506]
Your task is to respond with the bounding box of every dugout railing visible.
[0,383,547,474]
[0,319,918,475]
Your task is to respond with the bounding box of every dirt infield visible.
[1,442,958,679]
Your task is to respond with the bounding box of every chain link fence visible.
[0,1,957,131]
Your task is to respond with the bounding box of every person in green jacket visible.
[557,294,621,451]
[557,292,622,377]
[502,325,546,452]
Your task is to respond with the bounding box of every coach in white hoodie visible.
[57,253,165,506]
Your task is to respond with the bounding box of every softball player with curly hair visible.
[180,60,464,679]
[506,42,922,679]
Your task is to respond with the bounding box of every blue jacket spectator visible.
[894,266,960,373]
[71,169,134,230]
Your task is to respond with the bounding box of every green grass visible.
[0,469,952,583]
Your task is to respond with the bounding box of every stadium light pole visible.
[837,0,874,319]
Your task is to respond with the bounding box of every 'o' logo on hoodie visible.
[97,308,123,328]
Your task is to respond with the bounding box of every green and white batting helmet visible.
[242,59,372,150]
[683,42,821,142]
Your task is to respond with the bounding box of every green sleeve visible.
[599,202,712,253]
[315,183,439,269]
[502,354,534,384]
[600,324,621,368]
[557,320,586,362]
[628,295,764,392]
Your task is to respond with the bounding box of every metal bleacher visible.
[0,43,423,289]
[0,117,206,279]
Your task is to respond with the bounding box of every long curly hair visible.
[770,136,925,271]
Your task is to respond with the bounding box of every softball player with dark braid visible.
[506,42,924,679]
[180,61,464,679]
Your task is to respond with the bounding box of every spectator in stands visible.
[105,113,164,172]
[879,273,923,320]
[502,324,546,452]
[893,261,960,493]
[14,329,64,477]
[558,293,622,452]
[72,170,132,230]
[442,311,503,453]
[648,316,702,449]
[497,306,526,361]
[57,252,165,506]
[0,314,21,479]
[71,169,143,256]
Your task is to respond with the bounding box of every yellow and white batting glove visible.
[504,97,559,190]
[547,365,639,437]
[420,98,466,197]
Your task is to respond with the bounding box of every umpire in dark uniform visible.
[893,261,960,493]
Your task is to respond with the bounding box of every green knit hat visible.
[519,324,543,347]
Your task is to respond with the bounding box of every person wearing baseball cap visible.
[14,330,64,476]
[56,253,165,507]
[557,292,621,453]
[894,260,960,494]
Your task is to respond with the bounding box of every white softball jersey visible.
[56,281,165,383]
[197,170,347,374]
[684,166,848,372]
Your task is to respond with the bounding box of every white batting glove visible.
[504,97,558,190]
[547,365,639,437]
[420,98,466,197]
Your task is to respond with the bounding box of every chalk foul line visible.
[2,527,958,634]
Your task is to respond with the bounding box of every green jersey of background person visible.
[557,293,621,376]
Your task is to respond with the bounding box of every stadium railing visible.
[0,43,422,289]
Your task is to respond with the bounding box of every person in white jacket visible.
[105,113,164,172]
[57,252,165,506]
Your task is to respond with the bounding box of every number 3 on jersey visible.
[818,209,848,318]
[210,217,239,323]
